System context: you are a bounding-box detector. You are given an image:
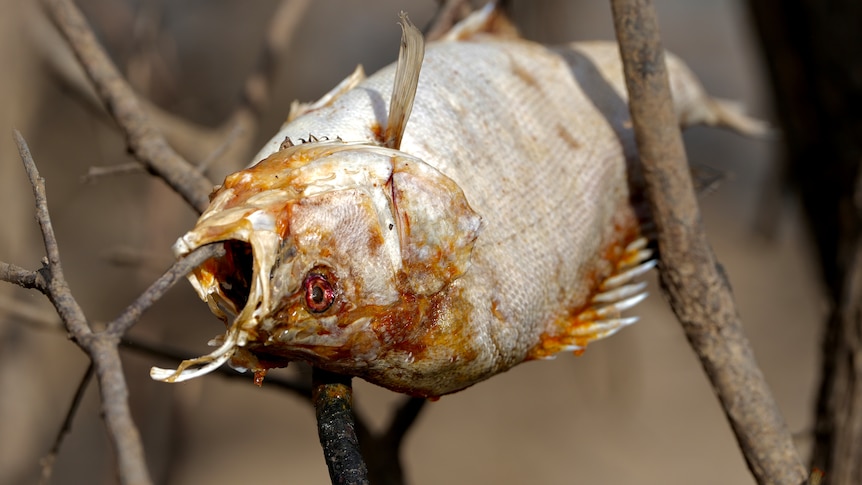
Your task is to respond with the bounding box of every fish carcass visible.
[151,6,761,397]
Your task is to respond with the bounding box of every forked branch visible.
[9,130,151,485]
[42,0,213,212]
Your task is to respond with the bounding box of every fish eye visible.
[303,273,334,313]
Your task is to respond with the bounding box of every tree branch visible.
[106,244,223,338]
[13,130,153,485]
[15,130,92,342]
[0,261,47,291]
[42,0,213,213]
[43,0,311,180]
[608,1,808,484]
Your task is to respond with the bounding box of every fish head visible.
[153,140,481,384]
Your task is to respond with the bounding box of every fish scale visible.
[151,8,762,397]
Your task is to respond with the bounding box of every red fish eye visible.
[303,273,334,313]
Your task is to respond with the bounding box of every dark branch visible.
[312,368,370,485]
[609,1,808,484]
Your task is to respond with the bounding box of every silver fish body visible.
[152,15,756,397]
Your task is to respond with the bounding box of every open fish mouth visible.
[150,227,282,382]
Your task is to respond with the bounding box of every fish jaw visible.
[150,140,482,393]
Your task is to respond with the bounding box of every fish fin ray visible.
[527,236,654,360]
[384,13,425,150]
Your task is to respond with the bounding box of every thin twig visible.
[42,0,311,179]
[42,0,213,213]
[40,362,94,485]
[106,244,223,338]
[0,261,47,291]
[15,130,91,341]
[89,339,152,485]
[81,163,144,183]
[608,1,808,484]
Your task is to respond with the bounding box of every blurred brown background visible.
[0,0,820,484]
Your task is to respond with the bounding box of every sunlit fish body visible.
[151,6,761,397]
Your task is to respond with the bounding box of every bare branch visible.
[41,0,312,182]
[14,130,91,340]
[106,243,223,338]
[0,261,47,291]
[41,0,213,213]
[609,1,808,484]
[81,162,144,183]
[13,130,153,485]
[89,340,152,485]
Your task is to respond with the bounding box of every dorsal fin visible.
[384,13,425,150]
